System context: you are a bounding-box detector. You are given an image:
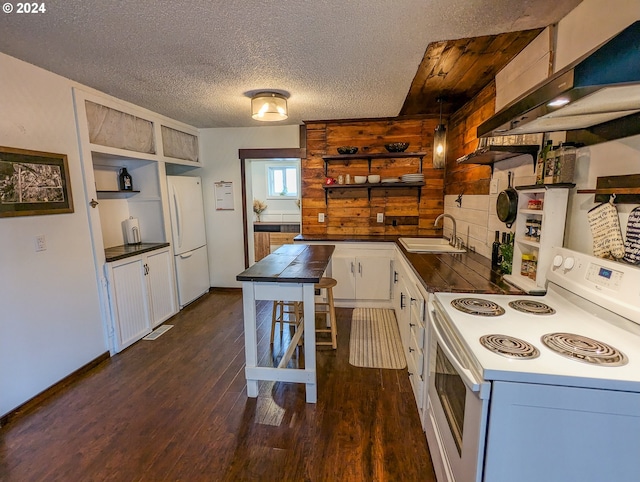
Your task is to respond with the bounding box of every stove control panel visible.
[547,247,640,323]
[585,263,623,290]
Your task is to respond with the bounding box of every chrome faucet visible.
[434,213,457,247]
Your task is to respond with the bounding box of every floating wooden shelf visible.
[322,152,427,176]
[515,183,576,191]
[322,182,425,204]
[456,145,540,173]
[578,174,640,204]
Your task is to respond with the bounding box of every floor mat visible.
[349,308,406,369]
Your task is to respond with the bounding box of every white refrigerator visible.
[167,176,210,308]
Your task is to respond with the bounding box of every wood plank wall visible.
[445,80,496,196]
[302,118,444,237]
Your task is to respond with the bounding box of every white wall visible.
[553,0,639,71]
[445,154,535,259]
[0,53,106,417]
[198,126,300,287]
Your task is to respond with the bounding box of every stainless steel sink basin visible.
[399,237,465,254]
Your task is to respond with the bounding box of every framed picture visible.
[0,146,74,218]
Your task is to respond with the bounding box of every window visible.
[267,165,299,198]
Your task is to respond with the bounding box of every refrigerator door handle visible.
[179,251,194,259]
[171,184,183,249]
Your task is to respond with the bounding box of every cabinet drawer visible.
[410,323,426,350]
[270,233,298,245]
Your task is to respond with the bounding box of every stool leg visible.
[295,302,303,346]
[270,300,279,345]
[327,287,337,349]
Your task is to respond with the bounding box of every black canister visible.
[119,167,133,191]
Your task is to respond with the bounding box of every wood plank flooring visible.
[0,289,436,481]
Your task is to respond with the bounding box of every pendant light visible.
[433,98,447,169]
[251,92,288,121]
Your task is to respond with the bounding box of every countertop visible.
[294,234,522,295]
[237,243,335,283]
[105,242,170,262]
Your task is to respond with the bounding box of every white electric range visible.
[425,247,640,482]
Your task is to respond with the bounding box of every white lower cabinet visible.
[105,247,177,353]
[393,250,429,424]
[331,246,393,302]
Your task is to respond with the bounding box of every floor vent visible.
[143,324,173,341]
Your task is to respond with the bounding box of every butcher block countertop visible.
[237,243,335,283]
[294,234,522,295]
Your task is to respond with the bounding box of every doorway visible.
[239,148,305,268]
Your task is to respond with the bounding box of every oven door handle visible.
[431,310,490,399]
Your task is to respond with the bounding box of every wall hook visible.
[455,192,463,207]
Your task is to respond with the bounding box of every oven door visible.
[425,301,490,482]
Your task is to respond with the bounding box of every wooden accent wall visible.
[302,118,444,237]
[445,81,496,196]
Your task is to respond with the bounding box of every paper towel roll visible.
[124,216,141,245]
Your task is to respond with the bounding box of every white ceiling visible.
[0,0,581,128]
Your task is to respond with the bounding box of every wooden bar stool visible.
[271,301,303,345]
[314,277,337,349]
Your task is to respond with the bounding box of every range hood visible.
[478,21,640,138]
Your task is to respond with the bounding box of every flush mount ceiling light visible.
[433,97,447,169]
[251,92,288,121]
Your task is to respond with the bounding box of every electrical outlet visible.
[490,178,499,194]
[318,213,325,223]
[377,213,384,223]
[35,234,46,252]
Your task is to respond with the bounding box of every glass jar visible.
[521,254,532,277]
[544,146,559,184]
[553,142,577,184]
[528,253,538,280]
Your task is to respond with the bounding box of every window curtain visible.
[85,100,155,154]
[161,125,199,162]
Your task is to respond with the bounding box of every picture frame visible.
[0,146,74,218]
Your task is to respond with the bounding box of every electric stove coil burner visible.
[451,298,505,316]
[541,333,628,366]
[508,299,556,315]
[479,334,540,359]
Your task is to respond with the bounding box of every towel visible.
[587,201,625,259]
[623,207,640,264]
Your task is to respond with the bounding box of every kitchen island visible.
[236,243,335,403]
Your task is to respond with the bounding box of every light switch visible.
[377,213,384,223]
[490,178,499,194]
[318,213,325,223]
[35,234,46,251]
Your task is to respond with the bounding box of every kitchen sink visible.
[398,237,465,254]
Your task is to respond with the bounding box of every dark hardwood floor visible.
[1,289,436,481]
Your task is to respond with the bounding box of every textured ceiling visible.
[0,0,582,128]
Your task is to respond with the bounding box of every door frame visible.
[238,147,306,268]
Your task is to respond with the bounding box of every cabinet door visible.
[356,256,391,300]
[110,258,151,350]
[332,255,357,299]
[145,248,177,327]
[254,232,270,262]
[396,274,411,355]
